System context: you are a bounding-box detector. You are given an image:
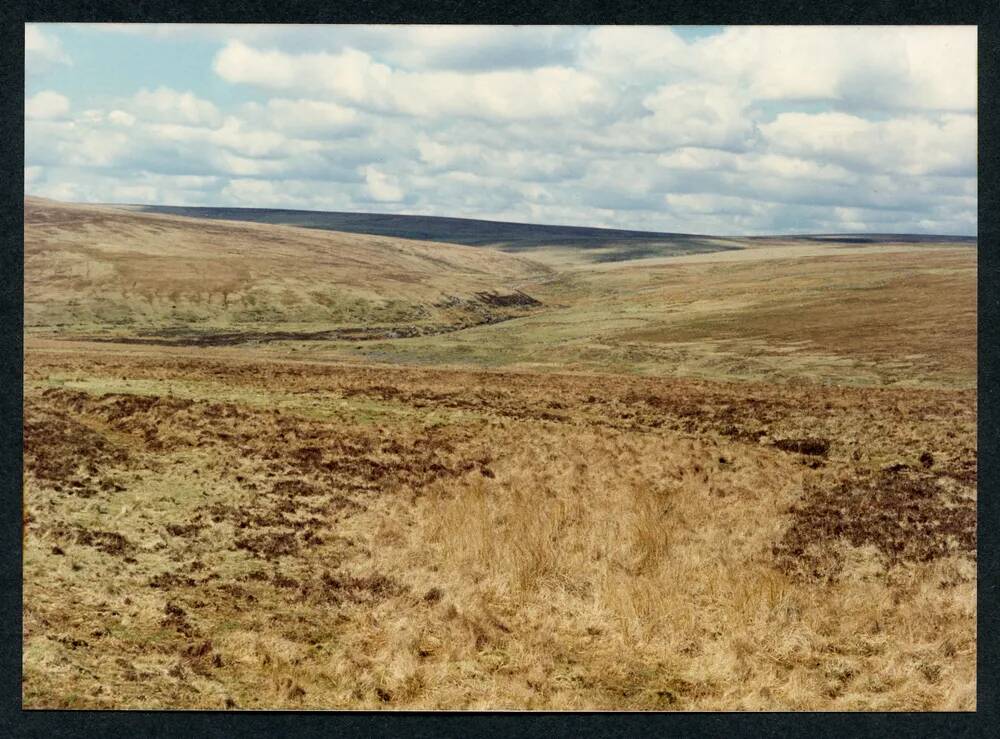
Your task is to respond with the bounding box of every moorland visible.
[23,198,976,709]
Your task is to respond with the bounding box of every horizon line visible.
[24,195,979,241]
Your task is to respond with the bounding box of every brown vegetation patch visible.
[75,528,133,557]
[272,573,300,589]
[44,524,135,557]
[310,570,408,605]
[180,640,216,677]
[149,572,197,589]
[773,437,831,457]
[216,583,257,603]
[942,455,977,486]
[165,521,205,538]
[774,468,976,580]
[473,290,542,308]
[78,313,533,347]
[24,400,129,485]
[161,601,197,637]
[48,634,89,650]
[234,531,299,559]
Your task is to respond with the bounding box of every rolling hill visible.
[24,197,552,342]
[25,197,975,386]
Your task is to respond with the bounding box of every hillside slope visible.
[118,203,742,265]
[25,198,975,387]
[24,198,552,341]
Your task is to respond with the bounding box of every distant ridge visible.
[101,202,975,264]
[118,204,699,245]
[115,204,737,263]
[750,233,977,244]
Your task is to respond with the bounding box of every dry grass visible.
[24,198,550,335]
[613,250,976,383]
[22,349,976,710]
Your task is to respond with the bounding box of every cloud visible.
[657,148,852,182]
[25,90,70,119]
[416,136,583,182]
[213,41,607,120]
[363,166,405,202]
[577,25,976,114]
[108,110,136,127]
[636,83,758,150]
[753,27,973,111]
[267,98,361,134]
[88,23,582,71]
[665,192,775,218]
[218,176,374,211]
[27,85,329,177]
[379,26,581,70]
[132,87,222,126]
[579,26,690,80]
[25,25,71,76]
[81,23,272,41]
[760,112,976,176]
[220,177,283,205]
[23,25,978,235]
[681,26,975,113]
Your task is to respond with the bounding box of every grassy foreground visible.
[23,348,975,710]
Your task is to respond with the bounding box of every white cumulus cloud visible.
[213,40,607,120]
[132,87,222,126]
[689,26,976,112]
[25,25,71,75]
[23,25,978,235]
[760,112,976,176]
[25,90,70,120]
[363,166,404,202]
[108,110,136,127]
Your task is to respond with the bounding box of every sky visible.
[25,24,977,235]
